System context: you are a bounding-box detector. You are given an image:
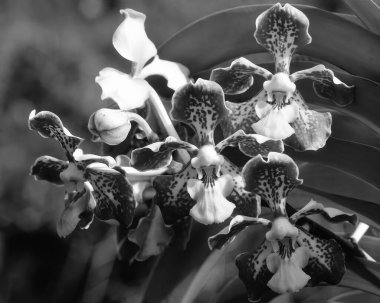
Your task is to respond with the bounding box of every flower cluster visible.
[28,3,361,301]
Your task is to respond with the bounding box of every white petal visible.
[188,175,235,225]
[255,100,272,119]
[139,56,190,90]
[95,68,150,110]
[113,9,157,75]
[252,104,299,140]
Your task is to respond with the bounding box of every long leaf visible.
[159,5,380,81]
[344,0,380,35]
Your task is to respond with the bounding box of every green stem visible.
[124,111,159,143]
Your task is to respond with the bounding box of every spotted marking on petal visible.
[210,57,272,95]
[29,111,83,161]
[297,228,345,286]
[285,109,332,151]
[243,153,302,216]
[153,164,198,225]
[220,90,266,137]
[85,166,135,227]
[30,155,68,185]
[221,158,258,217]
[131,137,197,171]
[254,3,311,73]
[236,240,274,302]
[171,79,230,145]
[216,129,284,157]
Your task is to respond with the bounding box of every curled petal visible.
[290,199,357,225]
[88,108,133,145]
[236,240,274,302]
[266,247,310,293]
[187,174,235,225]
[210,57,272,94]
[253,101,299,140]
[28,110,83,161]
[30,155,68,186]
[95,68,150,110]
[112,9,157,75]
[297,228,345,286]
[139,55,190,90]
[285,109,332,151]
[290,64,354,107]
[130,137,198,171]
[254,3,311,73]
[171,79,230,145]
[243,152,302,216]
[128,205,173,261]
[85,164,135,227]
[57,185,96,238]
[215,129,284,157]
[208,215,271,250]
[153,164,198,225]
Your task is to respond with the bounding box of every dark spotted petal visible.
[153,164,198,225]
[130,137,197,171]
[85,164,135,227]
[171,79,230,145]
[290,64,354,107]
[30,155,68,186]
[28,110,83,161]
[210,57,272,95]
[243,153,302,216]
[297,228,345,286]
[57,186,95,237]
[286,109,332,151]
[221,158,259,217]
[236,240,273,302]
[220,90,265,137]
[254,3,311,73]
[290,200,357,225]
[215,129,284,157]
[209,215,271,250]
[128,205,173,261]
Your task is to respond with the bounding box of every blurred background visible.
[0,1,354,302]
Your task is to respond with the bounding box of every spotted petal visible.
[209,215,271,250]
[85,164,135,227]
[290,199,357,225]
[171,79,230,145]
[57,184,96,238]
[243,152,302,216]
[30,155,68,186]
[290,64,354,107]
[286,109,332,151]
[130,136,198,171]
[297,228,345,286]
[236,240,274,302]
[112,9,157,75]
[139,55,190,91]
[215,129,284,157]
[254,3,311,73]
[210,57,272,95]
[128,205,173,261]
[221,158,260,217]
[28,110,83,161]
[95,68,151,110]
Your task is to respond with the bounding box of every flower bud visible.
[88,108,131,145]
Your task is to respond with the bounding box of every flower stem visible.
[148,87,190,163]
[124,111,159,142]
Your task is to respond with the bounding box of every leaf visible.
[158,5,380,82]
[344,0,380,35]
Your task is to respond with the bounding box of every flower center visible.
[191,144,224,179]
[263,73,296,107]
[200,166,218,187]
[277,238,296,259]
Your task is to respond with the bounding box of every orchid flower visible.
[211,3,354,151]
[29,110,136,237]
[95,9,190,143]
[129,79,284,235]
[209,152,357,301]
